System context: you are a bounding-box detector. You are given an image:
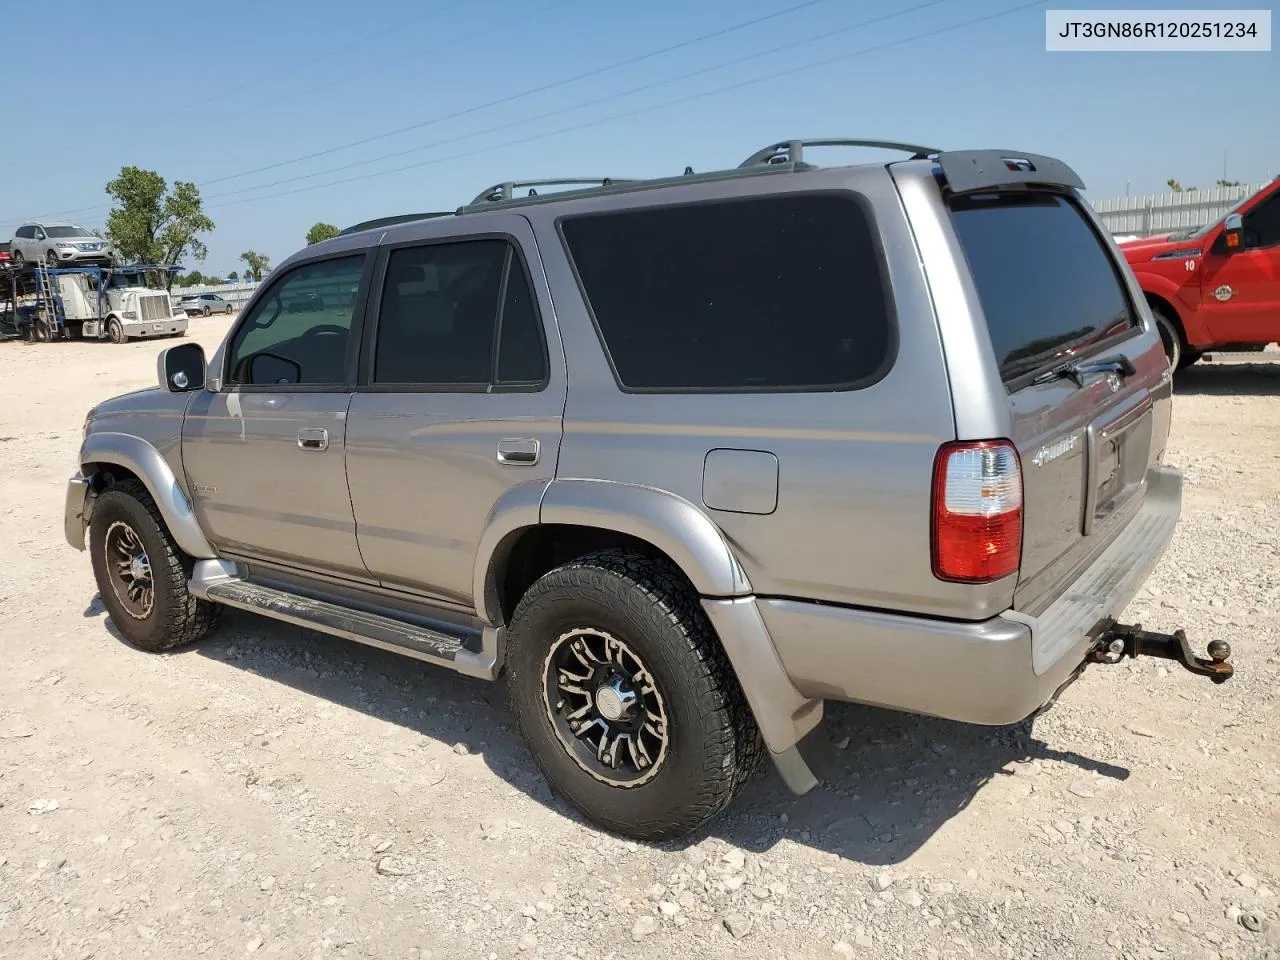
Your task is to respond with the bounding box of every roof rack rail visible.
[469,178,640,206]
[339,211,454,237]
[738,138,939,168]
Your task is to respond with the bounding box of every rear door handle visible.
[496,438,539,465]
[297,427,329,451]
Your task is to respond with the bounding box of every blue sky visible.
[1,0,1274,275]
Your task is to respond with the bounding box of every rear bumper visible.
[761,466,1182,727]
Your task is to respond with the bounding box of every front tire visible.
[1152,306,1182,372]
[46,250,59,267]
[12,249,24,267]
[505,549,762,841]
[106,317,126,344]
[88,479,219,652]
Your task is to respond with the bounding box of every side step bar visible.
[190,561,502,680]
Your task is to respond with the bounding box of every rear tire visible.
[505,549,762,841]
[88,479,219,653]
[202,306,211,318]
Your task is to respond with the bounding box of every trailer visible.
[1,262,187,343]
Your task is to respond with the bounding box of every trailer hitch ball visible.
[1206,639,1231,664]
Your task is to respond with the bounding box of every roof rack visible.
[738,138,939,168]
[469,178,640,206]
[339,212,454,237]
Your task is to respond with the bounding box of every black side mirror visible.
[158,342,206,392]
[247,352,302,384]
[1222,213,1244,252]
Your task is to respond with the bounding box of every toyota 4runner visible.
[63,139,1233,841]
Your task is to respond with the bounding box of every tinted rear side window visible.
[559,193,894,392]
[948,192,1137,384]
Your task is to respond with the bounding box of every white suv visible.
[11,222,117,268]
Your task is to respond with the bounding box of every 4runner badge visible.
[1031,434,1078,468]
[1213,284,1234,302]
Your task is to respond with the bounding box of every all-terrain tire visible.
[88,479,219,652]
[505,548,763,841]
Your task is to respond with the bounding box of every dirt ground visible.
[2,319,1278,960]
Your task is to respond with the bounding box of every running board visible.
[190,560,502,679]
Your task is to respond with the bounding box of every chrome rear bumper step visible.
[191,561,501,679]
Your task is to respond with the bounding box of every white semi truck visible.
[34,264,188,342]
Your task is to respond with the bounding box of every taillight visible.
[931,440,1023,583]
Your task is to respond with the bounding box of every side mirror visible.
[1222,213,1244,252]
[158,342,206,393]
[246,352,302,385]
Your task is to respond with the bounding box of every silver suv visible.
[63,139,1233,840]
[12,221,117,267]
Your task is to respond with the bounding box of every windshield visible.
[45,226,95,239]
[1166,183,1268,241]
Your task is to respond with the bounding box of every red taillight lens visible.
[931,440,1023,583]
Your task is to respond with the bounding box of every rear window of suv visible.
[559,193,895,392]
[948,192,1137,385]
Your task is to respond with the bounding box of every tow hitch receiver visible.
[1090,620,1233,684]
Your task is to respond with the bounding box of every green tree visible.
[239,250,271,282]
[181,270,206,287]
[306,221,340,245]
[104,167,215,282]
[227,271,239,282]
[1166,179,1199,193]
[1216,178,1241,188]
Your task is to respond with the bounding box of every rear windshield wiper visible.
[1031,354,1136,389]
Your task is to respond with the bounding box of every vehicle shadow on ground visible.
[1174,358,1280,396]
[85,600,1128,867]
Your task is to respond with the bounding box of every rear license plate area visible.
[1084,396,1152,535]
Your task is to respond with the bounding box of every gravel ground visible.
[1,322,1278,960]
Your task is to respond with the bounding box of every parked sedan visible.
[176,293,236,317]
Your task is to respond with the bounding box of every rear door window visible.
[948,192,1138,386]
[371,239,548,388]
[559,193,895,392]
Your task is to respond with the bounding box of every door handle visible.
[496,438,539,465]
[297,427,329,451]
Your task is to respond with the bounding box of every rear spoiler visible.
[935,150,1086,195]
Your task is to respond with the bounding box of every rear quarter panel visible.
[526,167,1017,619]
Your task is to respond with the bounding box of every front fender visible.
[1130,269,1186,309]
[1130,270,1212,343]
[79,432,216,559]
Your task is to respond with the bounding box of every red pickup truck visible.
[1118,176,1280,370]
